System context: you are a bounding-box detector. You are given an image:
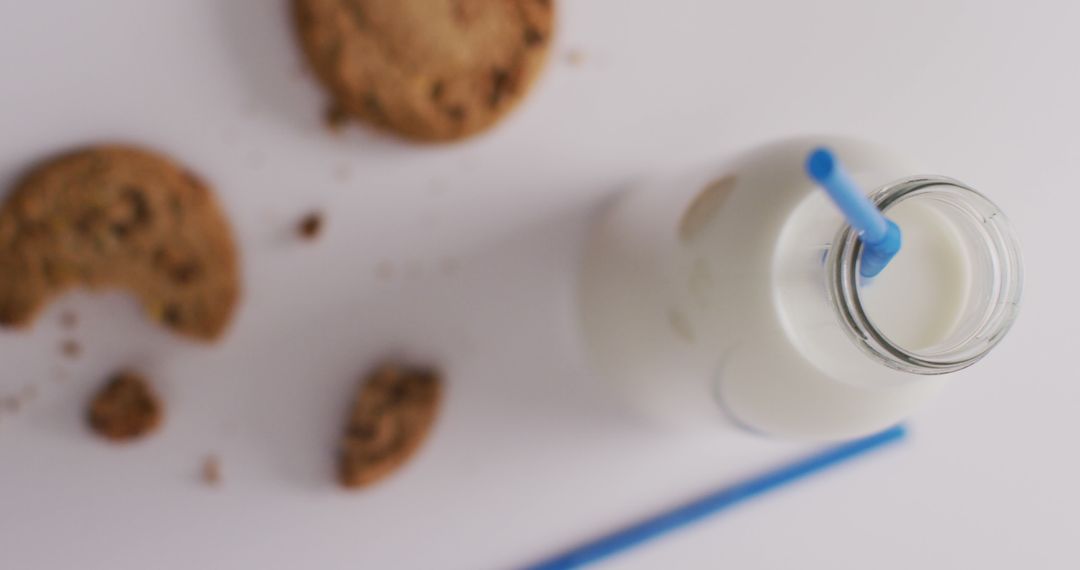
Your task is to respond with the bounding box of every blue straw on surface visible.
[523,425,907,570]
[806,148,902,278]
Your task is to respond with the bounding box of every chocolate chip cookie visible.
[0,145,240,341]
[293,0,555,141]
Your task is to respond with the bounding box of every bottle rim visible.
[826,176,1023,375]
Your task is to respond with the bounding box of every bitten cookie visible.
[0,145,240,341]
[339,363,441,488]
[293,0,555,142]
[87,370,163,442]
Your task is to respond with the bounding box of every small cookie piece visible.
[87,371,162,442]
[293,0,555,142]
[201,454,222,486]
[339,363,441,488]
[297,211,324,240]
[0,145,240,341]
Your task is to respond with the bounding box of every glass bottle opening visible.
[826,176,1023,375]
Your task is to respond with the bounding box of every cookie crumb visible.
[375,260,395,281]
[338,363,442,488]
[201,454,222,486]
[61,339,81,358]
[524,26,545,47]
[19,384,38,404]
[87,371,163,442]
[297,212,324,241]
[60,311,78,328]
[439,258,459,275]
[565,49,586,66]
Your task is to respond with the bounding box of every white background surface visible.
[0,1,1075,568]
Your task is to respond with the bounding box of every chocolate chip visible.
[153,246,200,284]
[430,80,445,101]
[490,68,511,108]
[110,224,129,238]
[170,261,202,285]
[152,246,169,265]
[344,0,366,29]
[76,211,100,234]
[452,0,476,24]
[364,92,383,119]
[524,27,544,46]
[109,187,152,236]
[162,304,182,326]
[41,258,57,284]
[123,187,151,224]
[446,105,467,122]
[294,1,314,27]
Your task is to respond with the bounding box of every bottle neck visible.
[826,176,1023,375]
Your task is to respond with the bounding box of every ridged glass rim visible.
[826,176,1023,375]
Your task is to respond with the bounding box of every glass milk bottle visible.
[578,138,1022,440]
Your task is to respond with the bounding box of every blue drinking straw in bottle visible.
[806,147,902,277]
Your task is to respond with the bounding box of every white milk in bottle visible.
[857,200,971,352]
[578,138,1022,440]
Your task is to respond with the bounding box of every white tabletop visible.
[0,1,1074,568]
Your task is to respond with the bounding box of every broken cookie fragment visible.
[338,363,441,488]
[87,370,163,442]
